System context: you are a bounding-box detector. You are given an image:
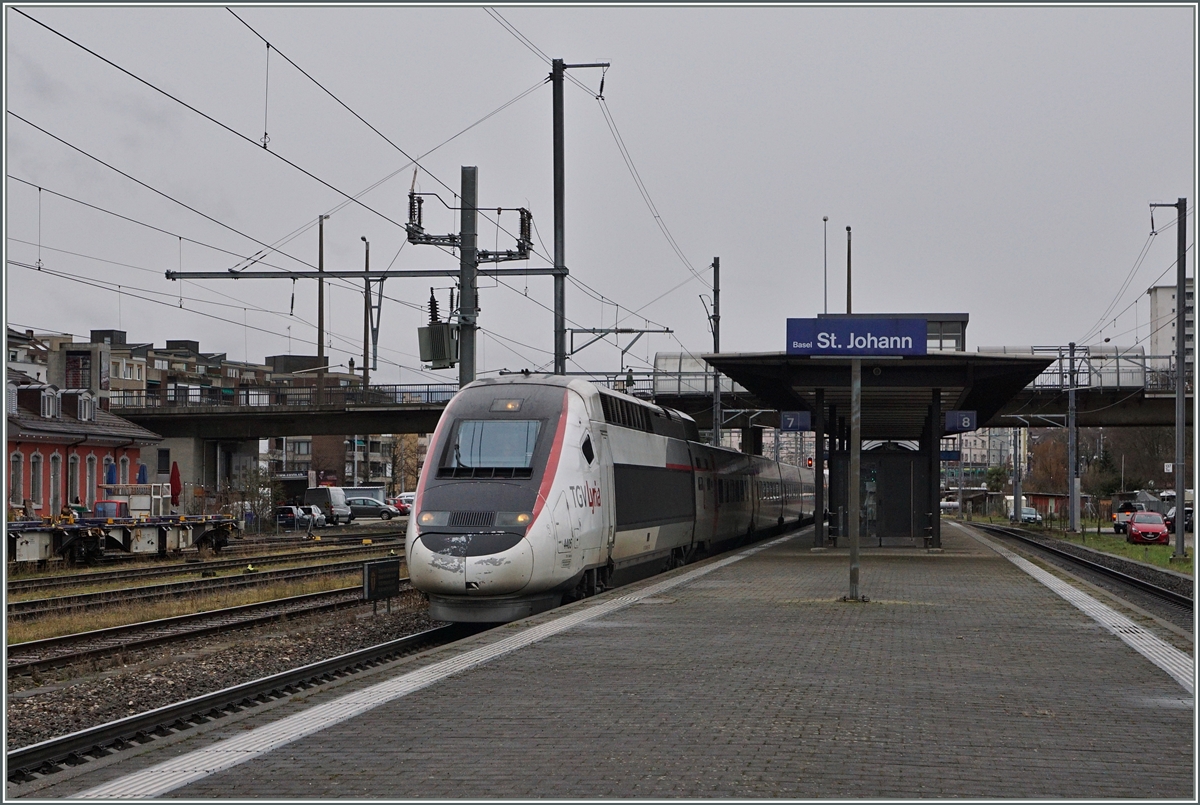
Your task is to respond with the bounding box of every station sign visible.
[944,410,977,432]
[940,450,962,461]
[786,318,927,357]
[780,411,811,431]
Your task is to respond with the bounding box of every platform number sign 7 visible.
[780,411,811,432]
[945,410,977,433]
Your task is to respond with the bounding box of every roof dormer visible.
[61,389,96,422]
[15,383,61,418]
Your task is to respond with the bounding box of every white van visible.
[303,486,353,525]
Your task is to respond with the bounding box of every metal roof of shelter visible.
[703,351,1054,441]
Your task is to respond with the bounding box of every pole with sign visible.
[787,317,930,598]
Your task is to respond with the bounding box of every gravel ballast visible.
[6,602,442,750]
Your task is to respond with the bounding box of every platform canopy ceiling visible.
[704,352,1053,441]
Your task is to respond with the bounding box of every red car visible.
[1126,512,1169,545]
[386,498,410,516]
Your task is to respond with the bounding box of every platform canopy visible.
[703,352,1053,441]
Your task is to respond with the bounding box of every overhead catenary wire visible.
[17,7,706,373]
[1078,204,1193,345]
[5,176,427,315]
[1084,243,1196,346]
[226,8,546,260]
[484,7,713,361]
[8,258,449,381]
[11,8,410,232]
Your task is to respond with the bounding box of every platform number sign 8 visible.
[945,410,977,433]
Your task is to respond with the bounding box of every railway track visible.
[7,559,391,619]
[7,543,404,596]
[6,586,396,676]
[5,528,405,573]
[975,523,1193,629]
[6,622,484,786]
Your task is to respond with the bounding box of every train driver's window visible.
[581,434,595,465]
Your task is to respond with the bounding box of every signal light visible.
[806,457,814,468]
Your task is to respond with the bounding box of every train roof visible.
[466,373,695,420]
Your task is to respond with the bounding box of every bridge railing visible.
[110,384,460,410]
[979,346,1190,394]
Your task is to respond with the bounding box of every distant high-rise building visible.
[1147,278,1194,377]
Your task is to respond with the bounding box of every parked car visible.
[299,504,327,529]
[275,505,309,531]
[303,486,353,525]
[346,496,403,520]
[1012,506,1042,524]
[1112,501,1146,534]
[1163,506,1193,533]
[1126,511,1169,544]
[386,497,410,515]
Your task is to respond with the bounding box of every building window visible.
[86,456,98,509]
[157,448,170,475]
[226,367,239,378]
[10,452,23,505]
[29,453,42,507]
[119,456,130,484]
[50,454,62,514]
[78,395,95,422]
[41,390,60,418]
[294,441,311,456]
[68,455,79,505]
[154,359,168,370]
[66,352,92,388]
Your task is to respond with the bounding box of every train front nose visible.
[408,532,534,595]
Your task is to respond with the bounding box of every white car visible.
[298,504,327,529]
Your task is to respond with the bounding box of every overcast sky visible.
[4,4,1196,384]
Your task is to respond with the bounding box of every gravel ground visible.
[6,599,442,750]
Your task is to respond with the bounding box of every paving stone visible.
[31,526,1194,799]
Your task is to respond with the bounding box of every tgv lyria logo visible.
[570,482,602,512]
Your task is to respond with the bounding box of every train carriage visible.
[407,374,816,622]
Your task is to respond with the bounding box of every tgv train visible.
[407,374,815,622]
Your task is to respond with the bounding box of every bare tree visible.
[392,433,426,494]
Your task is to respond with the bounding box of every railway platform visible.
[15,522,1194,799]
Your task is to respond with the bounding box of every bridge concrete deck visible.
[25,523,1194,799]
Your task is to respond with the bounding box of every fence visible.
[111,384,459,410]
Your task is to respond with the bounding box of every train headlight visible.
[417,511,450,527]
[495,512,532,527]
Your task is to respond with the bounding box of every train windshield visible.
[444,420,542,470]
